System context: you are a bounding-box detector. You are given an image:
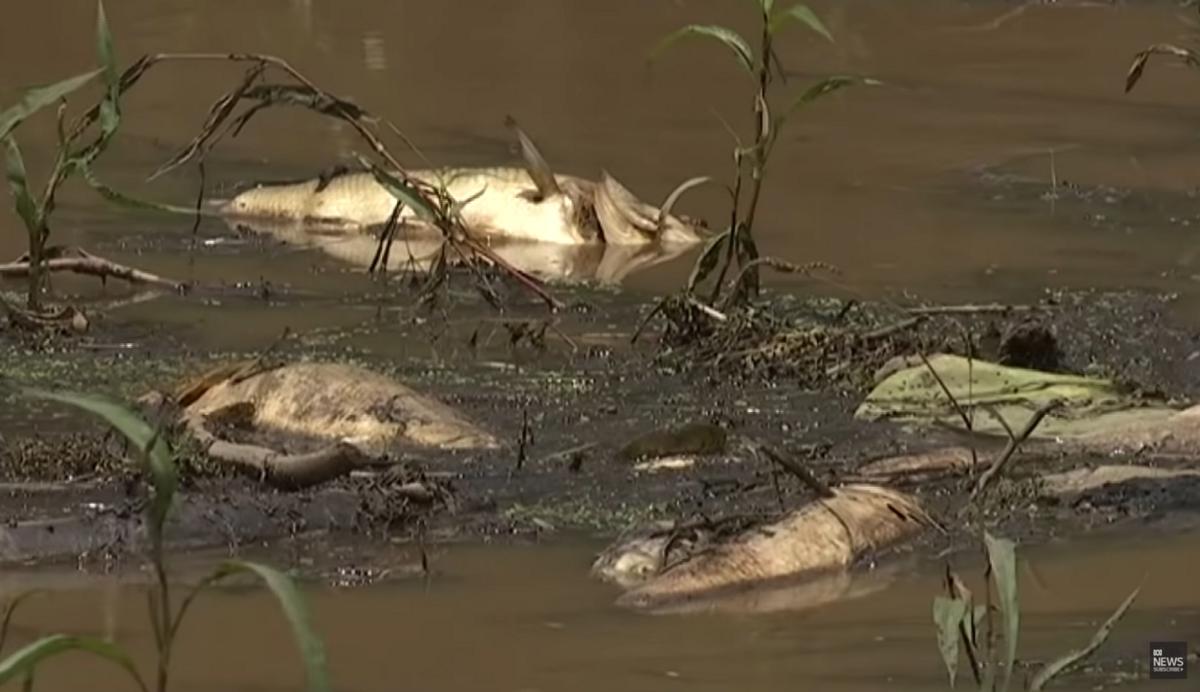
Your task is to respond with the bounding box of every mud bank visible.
[1,287,1198,579]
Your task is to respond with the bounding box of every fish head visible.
[594,172,706,246]
[220,181,310,219]
[591,529,671,588]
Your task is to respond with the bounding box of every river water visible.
[2,1,1199,689]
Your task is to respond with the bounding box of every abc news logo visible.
[1150,642,1187,680]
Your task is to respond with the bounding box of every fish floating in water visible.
[216,119,709,248]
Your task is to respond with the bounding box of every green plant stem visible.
[149,527,173,692]
[708,156,744,303]
[24,225,44,310]
[739,19,773,300]
[714,17,772,304]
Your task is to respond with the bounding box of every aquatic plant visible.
[0,388,330,692]
[0,2,129,314]
[0,1,559,331]
[933,532,1139,691]
[651,1,876,305]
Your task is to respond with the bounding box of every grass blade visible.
[776,75,879,134]
[651,25,755,74]
[355,155,437,222]
[79,162,199,215]
[769,4,833,41]
[95,0,119,140]
[686,228,730,294]
[179,561,330,692]
[3,137,41,232]
[0,635,147,692]
[984,532,1020,691]
[933,595,967,687]
[1029,585,1141,691]
[0,592,43,654]
[20,388,177,529]
[0,69,104,141]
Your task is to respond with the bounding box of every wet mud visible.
[2,285,1198,581]
[0,4,1199,689]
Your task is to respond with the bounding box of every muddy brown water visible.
[3,1,1200,689]
[0,532,1195,692]
[4,0,1200,347]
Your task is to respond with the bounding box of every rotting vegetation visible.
[2,1,1200,688]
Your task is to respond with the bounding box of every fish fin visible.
[314,164,354,193]
[505,115,562,201]
[595,171,657,244]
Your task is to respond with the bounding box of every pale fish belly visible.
[226,168,596,244]
[422,169,592,244]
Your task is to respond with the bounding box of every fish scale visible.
[219,167,704,246]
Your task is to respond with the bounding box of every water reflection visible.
[223,216,698,285]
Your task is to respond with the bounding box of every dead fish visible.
[599,484,934,611]
[182,361,500,456]
[216,120,708,247]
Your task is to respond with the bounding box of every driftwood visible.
[182,412,372,490]
[0,247,183,292]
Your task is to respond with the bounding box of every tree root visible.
[181,412,374,490]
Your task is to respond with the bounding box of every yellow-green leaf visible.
[0,69,104,141]
[355,155,437,222]
[3,137,41,233]
[21,388,176,531]
[652,25,755,74]
[175,561,330,692]
[769,4,833,41]
[775,75,879,135]
[0,635,147,692]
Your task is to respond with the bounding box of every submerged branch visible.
[0,247,183,291]
[181,413,372,490]
[970,399,1062,501]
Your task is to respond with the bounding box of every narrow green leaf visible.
[776,75,879,132]
[984,532,1020,691]
[933,596,968,687]
[651,25,755,74]
[355,155,437,222]
[79,162,199,216]
[769,4,833,41]
[181,561,330,692]
[96,0,120,140]
[0,635,147,692]
[735,223,759,265]
[21,388,176,529]
[0,69,104,142]
[686,228,730,294]
[96,2,117,89]
[759,0,776,17]
[3,137,41,233]
[1029,585,1141,691]
[0,592,43,654]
